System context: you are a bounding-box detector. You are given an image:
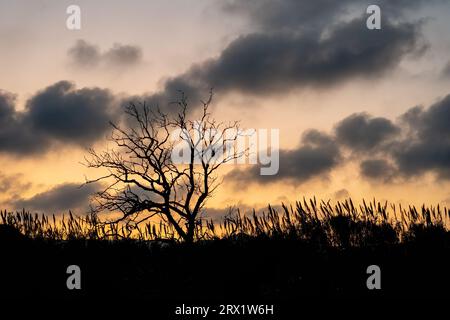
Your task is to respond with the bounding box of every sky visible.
[0,0,450,217]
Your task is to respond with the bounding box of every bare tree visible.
[84,92,244,243]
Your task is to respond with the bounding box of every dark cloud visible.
[25,81,117,145]
[125,0,428,106]
[392,141,450,178]
[335,113,400,152]
[392,95,450,179]
[66,1,431,117]
[10,182,102,214]
[68,40,142,68]
[349,95,450,181]
[0,79,209,157]
[275,130,341,181]
[368,0,440,16]
[225,93,450,185]
[144,17,425,100]
[342,95,450,181]
[226,130,340,185]
[360,159,395,181]
[222,0,354,34]
[0,81,118,155]
[208,18,424,93]
[221,0,432,32]
[0,90,46,154]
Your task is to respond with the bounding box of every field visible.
[1,198,449,309]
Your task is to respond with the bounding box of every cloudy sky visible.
[1,0,450,216]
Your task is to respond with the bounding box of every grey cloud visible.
[335,113,401,152]
[203,207,237,221]
[221,0,354,34]
[68,40,142,68]
[11,182,102,214]
[442,61,450,78]
[334,189,350,200]
[104,43,142,67]
[0,172,32,195]
[68,39,101,68]
[226,130,341,185]
[0,81,118,155]
[121,73,210,121]
[0,90,16,120]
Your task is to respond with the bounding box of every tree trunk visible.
[185,218,196,244]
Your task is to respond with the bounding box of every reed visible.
[1,198,448,246]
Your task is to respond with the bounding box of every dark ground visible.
[1,226,449,310]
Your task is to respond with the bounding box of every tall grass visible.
[1,198,449,246]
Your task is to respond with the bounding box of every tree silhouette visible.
[85,92,244,243]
